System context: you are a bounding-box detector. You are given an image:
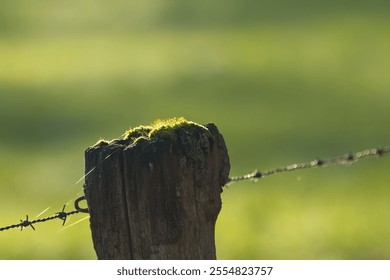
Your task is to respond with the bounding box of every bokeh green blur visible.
[1,0,390,259]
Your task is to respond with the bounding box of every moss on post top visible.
[94,117,209,147]
[125,117,207,142]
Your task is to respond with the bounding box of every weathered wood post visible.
[84,118,230,259]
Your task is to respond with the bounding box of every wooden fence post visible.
[84,120,230,259]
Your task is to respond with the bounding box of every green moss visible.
[125,125,152,140]
[94,138,109,146]
[124,117,207,145]
[133,136,149,145]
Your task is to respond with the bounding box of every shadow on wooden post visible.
[84,121,230,259]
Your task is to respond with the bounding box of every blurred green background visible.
[1,0,390,259]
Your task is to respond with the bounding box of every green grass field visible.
[1,1,390,259]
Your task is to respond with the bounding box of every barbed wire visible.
[0,196,88,232]
[1,146,389,232]
[228,146,390,182]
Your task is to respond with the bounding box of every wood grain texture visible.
[84,123,230,259]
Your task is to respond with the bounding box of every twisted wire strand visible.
[0,206,85,232]
[1,146,389,232]
[228,146,390,182]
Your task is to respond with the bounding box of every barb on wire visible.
[228,146,390,183]
[0,196,88,232]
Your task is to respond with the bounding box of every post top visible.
[94,117,209,147]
